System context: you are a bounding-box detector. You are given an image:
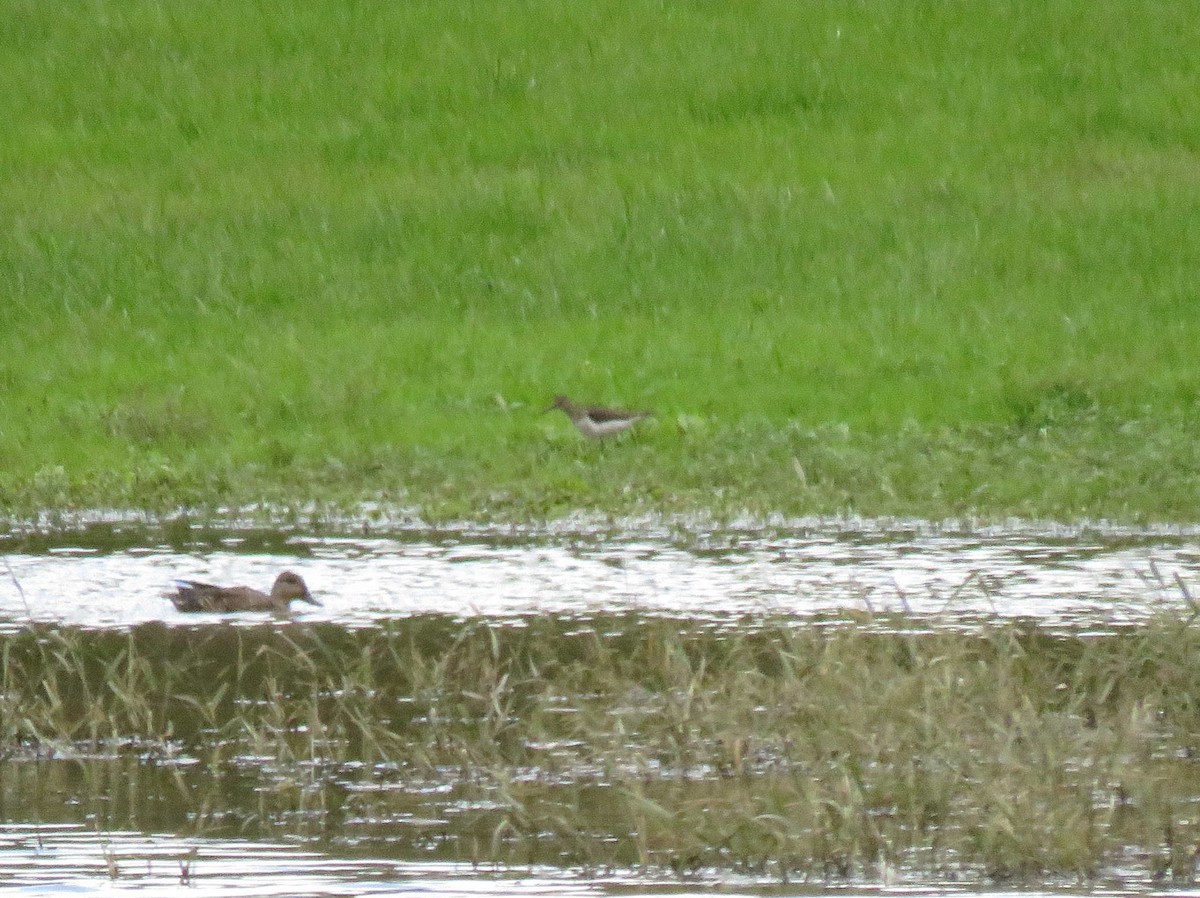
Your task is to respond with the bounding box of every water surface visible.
[2,522,1197,630]
[0,824,1168,898]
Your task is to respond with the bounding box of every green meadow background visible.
[2,1,1199,522]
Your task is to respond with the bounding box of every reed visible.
[4,611,1200,883]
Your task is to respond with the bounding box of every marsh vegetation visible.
[5,607,1200,886]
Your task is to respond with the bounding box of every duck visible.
[545,395,652,440]
[170,571,321,613]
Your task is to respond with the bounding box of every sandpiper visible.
[545,395,652,440]
[169,571,321,613]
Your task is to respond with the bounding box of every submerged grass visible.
[2,2,1200,522]
[6,612,1200,884]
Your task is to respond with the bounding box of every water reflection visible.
[0,524,1197,630]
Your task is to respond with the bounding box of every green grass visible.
[8,612,1200,883]
[2,1,1200,522]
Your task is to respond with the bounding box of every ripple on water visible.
[0,523,1198,631]
[0,824,630,897]
[2,823,1137,897]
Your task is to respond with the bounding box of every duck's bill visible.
[301,594,323,606]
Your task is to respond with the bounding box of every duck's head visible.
[273,571,321,606]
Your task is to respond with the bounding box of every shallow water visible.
[0,825,1173,898]
[4,520,1200,896]
[1,523,1198,631]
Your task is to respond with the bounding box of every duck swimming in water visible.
[170,571,320,613]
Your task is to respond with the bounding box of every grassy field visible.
[3,1,1200,522]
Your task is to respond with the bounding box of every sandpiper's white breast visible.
[579,414,638,439]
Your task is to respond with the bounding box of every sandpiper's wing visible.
[585,404,650,422]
